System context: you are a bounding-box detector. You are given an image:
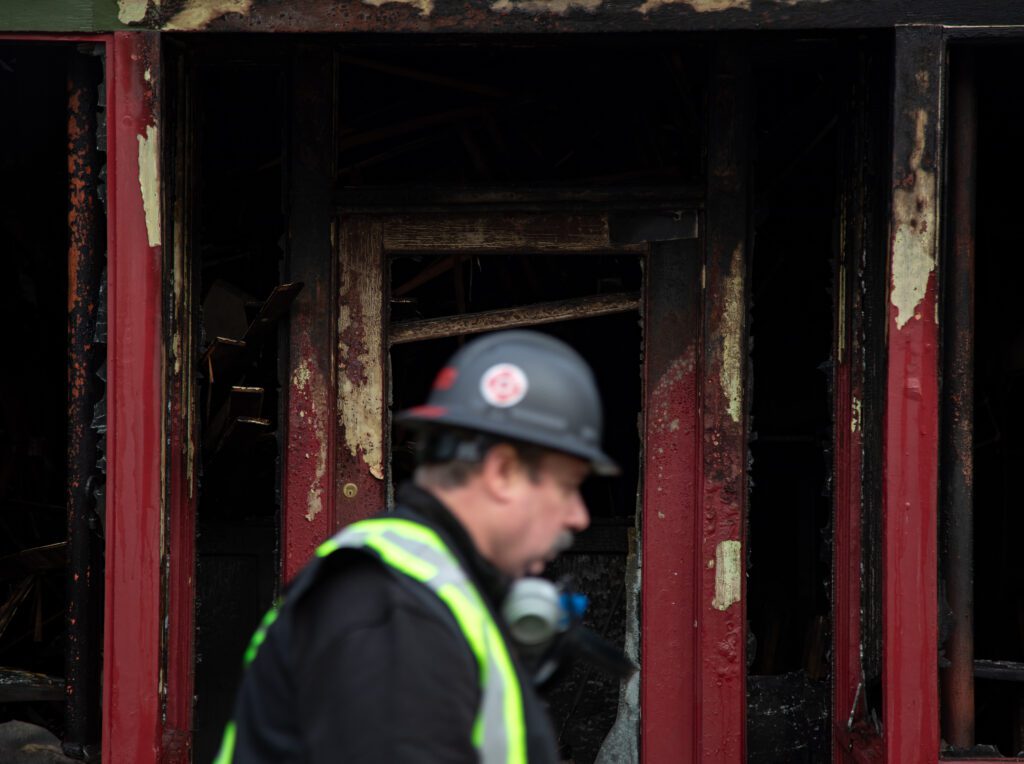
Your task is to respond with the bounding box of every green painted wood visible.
[0,0,127,33]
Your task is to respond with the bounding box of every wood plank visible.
[696,42,751,764]
[283,45,338,581]
[105,31,163,764]
[382,213,617,253]
[0,668,65,703]
[389,292,640,345]
[882,25,944,764]
[337,216,388,526]
[642,238,701,764]
[336,184,704,212]
[0,543,67,581]
[144,1,1024,35]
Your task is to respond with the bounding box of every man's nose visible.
[569,492,590,531]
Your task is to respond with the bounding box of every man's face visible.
[492,451,591,578]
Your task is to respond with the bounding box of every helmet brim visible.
[396,405,621,477]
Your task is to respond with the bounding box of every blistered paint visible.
[711,539,742,611]
[117,0,150,23]
[720,245,744,424]
[492,0,601,13]
[137,125,161,248]
[165,0,253,30]
[362,0,433,15]
[338,295,385,481]
[891,109,937,330]
[648,356,695,491]
[293,360,328,522]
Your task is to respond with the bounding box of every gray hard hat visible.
[396,330,619,476]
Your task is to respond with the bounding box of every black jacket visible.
[227,483,561,763]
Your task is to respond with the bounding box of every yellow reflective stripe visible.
[305,517,527,761]
[437,582,489,681]
[243,604,280,667]
[363,534,439,582]
[212,721,236,764]
[487,622,527,764]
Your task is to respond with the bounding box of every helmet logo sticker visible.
[480,363,529,408]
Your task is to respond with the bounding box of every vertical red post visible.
[700,43,751,763]
[883,25,944,764]
[641,239,700,763]
[832,45,885,762]
[283,46,337,580]
[105,31,163,764]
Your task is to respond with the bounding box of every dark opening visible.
[0,41,98,753]
[746,41,841,763]
[337,39,703,187]
[188,57,287,762]
[349,38,694,761]
[389,255,642,763]
[948,45,1024,757]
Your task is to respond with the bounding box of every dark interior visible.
[0,41,74,739]
[188,57,286,762]
[952,45,1024,757]
[746,40,842,763]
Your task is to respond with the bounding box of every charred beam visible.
[65,49,104,759]
[147,0,1024,35]
[336,184,703,213]
[941,46,977,751]
[388,291,640,345]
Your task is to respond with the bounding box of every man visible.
[216,330,618,763]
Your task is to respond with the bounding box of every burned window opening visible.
[746,42,841,763]
[0,41,106,758]
[188,60,288,763]
[337,41,704,188]
[939,45,1024,759]
[389,250,642,764]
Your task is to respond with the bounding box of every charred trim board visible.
[882,25,943,764]
[642,238,700,763]
[696,42,750,763]
[283,45,338,580]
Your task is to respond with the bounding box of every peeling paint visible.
[492,0,602,13]
[117,0,150,23]
[711,539,741,611]
[720,245,744,423]
[137,125,161,248]
[638,0,749,14]
[891,108,937,330]
[293,360,329,523]
[361,0,433,16]
[338,292,385,482]
[851,396,862,434]
[165,0,253,30]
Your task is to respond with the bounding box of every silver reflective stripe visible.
[325,519,526,764]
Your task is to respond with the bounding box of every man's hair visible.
[413,431,547,490]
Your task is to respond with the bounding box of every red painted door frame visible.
[882,25,943,764]
[106,31,165,764]
[0,31,170,763]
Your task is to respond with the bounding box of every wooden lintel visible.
[382,213,623,254]
[389,291,640,345]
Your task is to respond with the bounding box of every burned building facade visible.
[1,2,1023,762]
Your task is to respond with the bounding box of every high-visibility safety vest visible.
[215,517,528,764]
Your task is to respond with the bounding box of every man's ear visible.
[479,443,522,502]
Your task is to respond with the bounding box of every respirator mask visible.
[502,577,636,685]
